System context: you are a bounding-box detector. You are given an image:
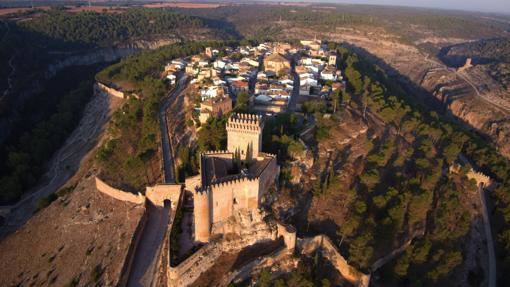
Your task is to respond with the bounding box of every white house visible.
[213,60,227,69]
[320,71,337,81]
[166,74,177,85]
[200,86,223,101]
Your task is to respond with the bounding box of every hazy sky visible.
[329,0,510,14]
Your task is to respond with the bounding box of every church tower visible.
[226,113,264,160]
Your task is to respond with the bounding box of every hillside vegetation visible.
[272,43,510,286]
[21,8,213,46]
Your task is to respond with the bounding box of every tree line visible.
[21,8,207,46]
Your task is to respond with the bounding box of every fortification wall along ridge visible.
[96,82,125,99]
[95,177,145,204]
[467,169,492,187]
[298,235,370,287]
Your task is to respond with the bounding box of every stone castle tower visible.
[188,113,279,243]
[226,113,264,160]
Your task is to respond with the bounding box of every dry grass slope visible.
[0,175,145,287]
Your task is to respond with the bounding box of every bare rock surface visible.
[0,174,145,287]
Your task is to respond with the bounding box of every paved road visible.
[126,204,171,287]
[159,75,188,183]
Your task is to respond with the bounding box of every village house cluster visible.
[163,40,345,122]
[296,39,345,99]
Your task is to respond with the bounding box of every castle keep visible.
[186,113,279,242]
[226,113,264,159]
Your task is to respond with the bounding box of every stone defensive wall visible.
[96,82,125,99]
[298,235,370,287]
[466,169,492,188]
[151,183,185,287]
[95,177,145,204]
[146,184,183,208]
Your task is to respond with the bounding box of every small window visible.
[233,198,238,204]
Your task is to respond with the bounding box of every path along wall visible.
[298,235,370,287]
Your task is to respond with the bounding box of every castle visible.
[185,113,279,242]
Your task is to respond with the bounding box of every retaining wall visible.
[95,177,145,204]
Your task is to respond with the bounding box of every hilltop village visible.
[164,40,344,120]
[94,40,368,287]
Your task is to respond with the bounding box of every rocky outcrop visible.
[167,210,280,287]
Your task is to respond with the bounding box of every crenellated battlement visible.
[259,152,277,158]
[226,113,264,131]
[210,175,258,189]
[201,150,232,156]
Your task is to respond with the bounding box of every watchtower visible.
[226,113,264,160]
